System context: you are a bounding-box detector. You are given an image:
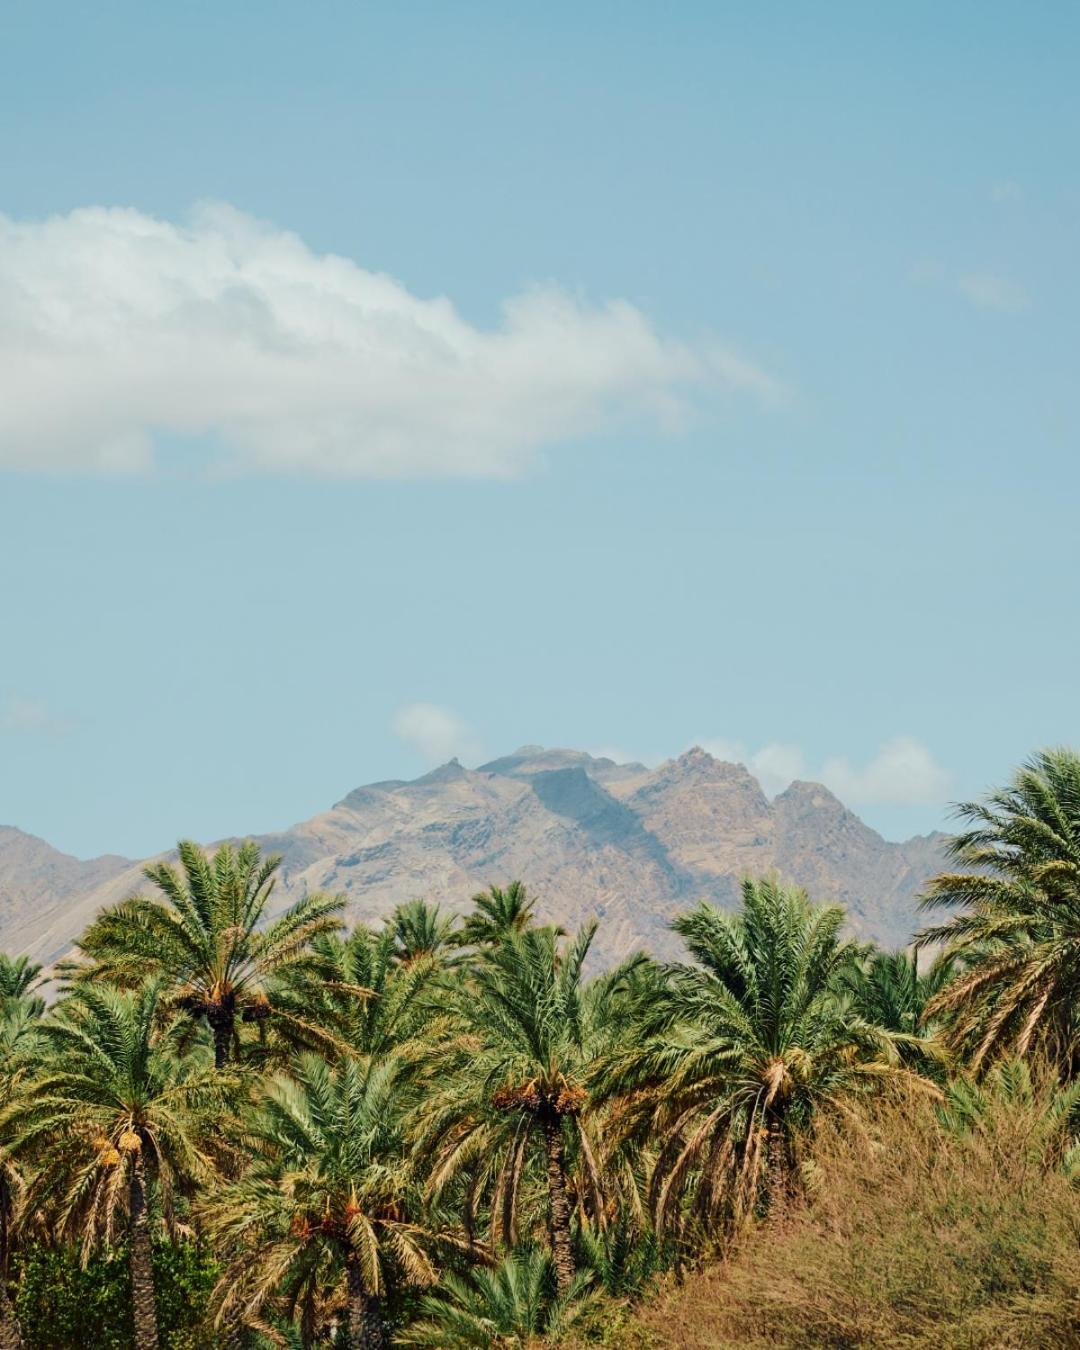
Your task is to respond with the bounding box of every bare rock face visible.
[0,747,950,967]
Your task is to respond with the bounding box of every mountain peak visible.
[667,746,760,784]
[480,746,605,777]
[774,779,848,813]
[413,758,468,786]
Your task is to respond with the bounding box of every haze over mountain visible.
[0,747,949,968]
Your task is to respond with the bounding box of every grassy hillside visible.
[571,1082,1080,1349]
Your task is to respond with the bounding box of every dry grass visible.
[571,1085,1080,1349]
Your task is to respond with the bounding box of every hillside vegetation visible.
[0,748,1078,1347]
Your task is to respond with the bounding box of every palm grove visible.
[1,750,1080,1347]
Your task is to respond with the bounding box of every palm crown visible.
[72,839,345,1066]
[203,1053,435,1349]
[456,882,556,949]
[298,923,443,1064]
[918,748,1080,1070]
[600,879,917,1231]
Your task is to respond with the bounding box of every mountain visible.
[0,827,131,964]
[0,747,949,967]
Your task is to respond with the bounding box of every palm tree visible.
[599,880,921,1234]
[938,1055,1080,1164]
[918,748,1080,1072]
[419,924,604,1293]
[391,899,460,966]
[837,948,952,1072]
[0,957,43,1017]
[202,1054,437,1349]
[309,924,444,1064]
[400,1247,595,1348]
[0,960,44,1350]
[71,839,345,1067]
[3,981,224,1349]
[456,882,550,948]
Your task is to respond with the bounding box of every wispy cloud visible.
[391,703,482,766]
[700,735,949,807]
[819,736,950,806]
[910,259,1030,314]
[701,739,807,795]
[0,695,70,738]
[0,204,777,478]
[957,272,1030,313]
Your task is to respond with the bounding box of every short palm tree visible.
[3,981,223,1349]
[937,1055,1080,1190]
[202,1054,437,1349]
[72,839,345,1067]
[419,924,603,1293]
[836,948,952,1072]
[600,880,921,1234]
[918,748,1080,1072]
[400,1247,595,1348]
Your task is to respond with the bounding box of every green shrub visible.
[15,1239,217,1349]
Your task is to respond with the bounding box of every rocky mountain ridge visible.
[0,746,949,967]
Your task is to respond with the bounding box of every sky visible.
[1,1,1077,859]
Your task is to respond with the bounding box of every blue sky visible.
[1,2,1077,858]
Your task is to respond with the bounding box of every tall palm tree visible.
[72,840,345,1067]
[419,924,603,1293]
[202,1054,437,1350]
[599,880,921,1234]
[918,748,1080,1072]
[3,981,224,1349]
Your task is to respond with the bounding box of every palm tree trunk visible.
[208,1007,233,1069]
[0,1177,22,1350]
[541,1113,576,1294]
[766,1120,788,1222]
[0,1288,21,1350]
[345,1250,386,1350]
[129,1155,159,1350]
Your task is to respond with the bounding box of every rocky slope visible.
[0,747,949,967]
[0,826,131,963]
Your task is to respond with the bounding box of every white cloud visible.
[819,736,950,806]
[0,695,69,737]
[0,203,777,478]
[392,703,481,765]
[699,735,948,806]
[700,739,807,796]
[957,272,1030,313]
